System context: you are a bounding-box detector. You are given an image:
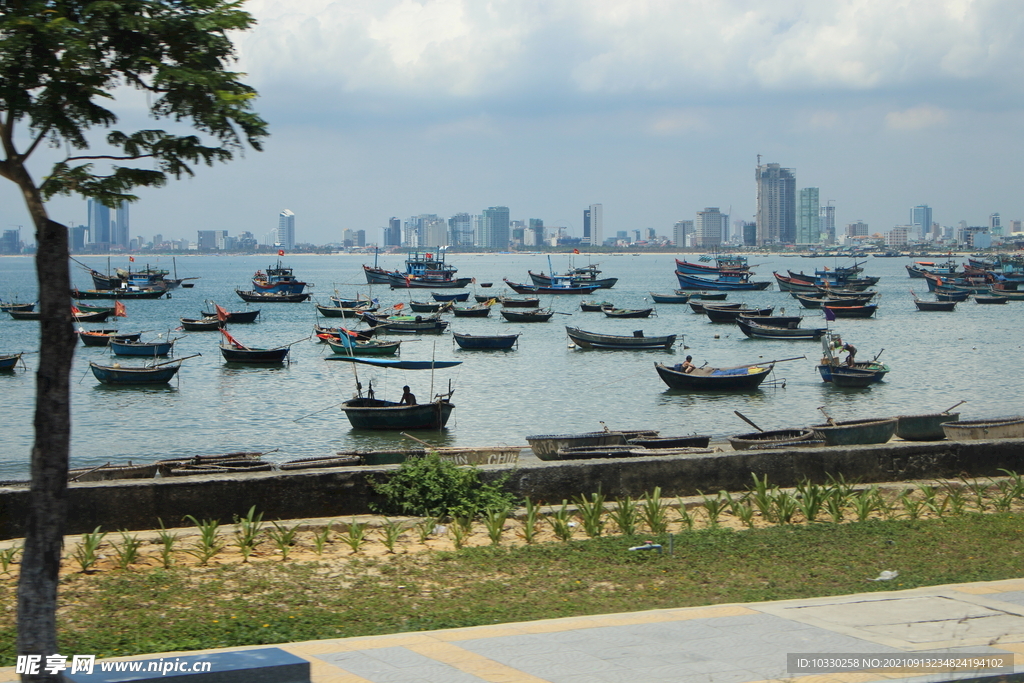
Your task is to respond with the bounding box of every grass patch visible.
[1,513,1022,665]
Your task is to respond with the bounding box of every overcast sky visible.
[4,0,1024,245]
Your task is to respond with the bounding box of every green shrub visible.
[370,452,513,519]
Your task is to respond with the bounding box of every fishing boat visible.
[235,289,310,303]
[528,264,618,289]
[219,329,291,363]
[822,303,878,318]
[71,287,167,300]
[690,291,729,300]
[71,309,112,323]
[674,258,750,277]
[648,292,690,304]
[376,249,472,289]
[654,359,778,391]
[703,305,774,323]
[407,300,451,313]
[69,462,170,482]
[325,329,401,356]
[728,429,816,450]
[252,260,308,294]
[362,313,450,334]
[566,326,676,350]
[451,302,494,318]
[89,356,192,385]
[627,435,711,449]
[817,333,889,383]
[603,307,654,319]
[76,330,141,347]
[828,367,882,387]
[315,303,376,318]
[906,259,961,279]
[676,272,772,291]
[689,301,741,314]
[737,314,803,326]
[8,309,40,320]
[0,301,34,312]
[500,296,542,308]
[431,291,470,302]
[503,278,601,295]
[811,418,897,446]
[580,300,615,311]
[912,296,957,312]
[279,455,362,470]
[794,292,876,309]
[0,353,23,371]
[452,332,520,350]
[109,338,175,357]
[500,308,554,322]
[735,318,827,340]
[941,416,1024,441]
[974,295,1009,304]
[341,379,457,430]
[200,306,261,323]
[895,410,962,441]
[179,316,224,331]
[328,295,373,308]
[934,289,971,302]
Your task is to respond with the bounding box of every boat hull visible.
[236,290,310,303]
[895,412,961,441]
[89,362,181,385]
[728,429,815,450]
[655,362,773,391]
[812,418,897,446]
[525,432,628,460]
[453,333,520,349]
[676,272,771,291]
[220,346,290,363]
[567,326,675,350]
[341,398,455,430]
[941,417,1024,441]
[109,340,173,357]
[0,353,23,370]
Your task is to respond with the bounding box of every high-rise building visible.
[846,221,869,237]
[910,205,932,241]
[586,204,603,246]
[68,225,88,252]
[384,217,401,247]
[0,228,20,254]
[277,209,295,250]
[88,199,111,245]
[113,201,130,249]
[672,219,693,247]
[819,203,836,244]
[755,163,796,245]
[583,209,591,243]
[480,206,510,250]
[695,208,724,247]
[989,213,1002,236]
[449,213,473,246]
[797,188,820,245]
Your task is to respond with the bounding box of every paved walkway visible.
[4,578,1024,682]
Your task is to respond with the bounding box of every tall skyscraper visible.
[672,219,693,247]
[587,204,603,246]
[277,210,295,249]
[819,203,836,244]
[449,213,473,246]
[755,163,796,245]
[989,213,1002,236]
[384,217,401,247]
[88,199,111,245]
[113,201,130,249]
[583,208,591,243]
[797,188,820,245]
[480,206,510,250]
[695,208,724,247]
[911,205,932,241]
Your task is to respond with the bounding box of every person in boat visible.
[677,355,696,374]
[842,342,857,367]
[399,386,417,405]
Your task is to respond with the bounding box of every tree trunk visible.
[15,166,74,682]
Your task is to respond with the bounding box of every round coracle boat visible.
[811,418,897,447]
[525,432,628,460]
[941,416,1024,441]
[728,428,815,450]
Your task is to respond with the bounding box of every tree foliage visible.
[0,2,267,678]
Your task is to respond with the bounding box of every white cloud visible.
[885,105,949,130]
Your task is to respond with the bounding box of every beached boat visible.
[278,455,362,470]
[654,360,776,391]
[627,435,711,449]
[452,332,520,350]
[500,308,554,322]
[812,418,897,446]
[525,431,630,460]
[566,326,675,350]
[728,428,816,450]
[69,462,170,482]
[352,445,521,466]
[895,411,962,441]
[941,416,1024,441]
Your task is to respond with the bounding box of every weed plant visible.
[338,519,368,553]
[449,521,469,549]
[483,508,508,546]
[267,521,299,561]
[608,496,639,536]
[900,489,923,521]
[676,499,695,531]
[794,479,827,522]
[700,491,730,527]
[183,516,224,566]
[772,491,798,524]
[640,488,669,534]
[944,484,968,516]
[312,522,334,555]
[112,531,142,570]
[233,506,264,562]
[574,492,606,538]
[415,517,438,544]
[548,501,574,542]
[749,474,776,523]
[72,527,106,573]
[518,498,540,544]
[380,519,404,553]
[156,520,178,569]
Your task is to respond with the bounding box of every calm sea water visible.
[0,252,1019,480]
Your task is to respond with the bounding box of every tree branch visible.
[64,153,154,162]
[21,126,52,163]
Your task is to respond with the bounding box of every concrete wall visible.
[1,439,1022,539]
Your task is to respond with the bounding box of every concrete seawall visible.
[1,439,1022,539]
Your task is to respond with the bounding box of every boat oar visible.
[551,311,574,315]
[149,353,201,368]
[734,355,805,369]
[873,348,885,362]
[69,461,110,483]
[942,400,967,414]
[400,432,434,448]
[734,410,764,432]
[818,405,837,426]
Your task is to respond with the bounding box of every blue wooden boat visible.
[252,260,308,294]
[675,272,771,291]
[504,278,601,295]
[220,345,290,363]
[453,332,520,350]
[567,327,675,350]
[200,306,262,323]
[895,411,961,441]
[341,397,455,430]
[236,289,310,303]
[0,353,23,371]
[431,291,470,302]
[649,292,690,304]
[654,360,776,391]
[828,367,881,387]
[326,329,401,356]
[109,339,175,357]
[0,301,35,312]
[735,319,826,340]
[89,358,188,385]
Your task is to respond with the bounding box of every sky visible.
[3,0,1024,245]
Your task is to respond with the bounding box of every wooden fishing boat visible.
[0,301,34,312]
[500,308,554,322]
[75,304,115,314]
[77,330,141,347]
[315,324,376,341]
[71,287,167,300]
[279,455,362,470]
[974,295,1008,304]
[220,345,290,363]
[363,314,450,334]
[704,305,774,323]
[346,445,520,466]
[180,316,224,331]
[325,332,401,356]
[654,360,775,391]
[676,272,772,291]
[675,257,750,276]
[503,278,601,295]
[934,289,971,302]
[235,289,310,303]
[812,418,897,446]
[987,286,1024,301]
[69,462,170,482]
[169,461,274,475]
[8,309,41,320]
[735,318,827,340]
[689,301,741,314]
[941,416,1024,441]
[0,353,23,371]
[341,397,455,430]
[451,302,493,318]
[475,294,497,303]
[627,435,711,449]
[648,292,690,304]
[828,367,881,387]
[326,357,461,369]
[529,265,618,289]
[452,332,520,350]
[329,295,373,308]
[895,412,961,441]
[408,300,451,313]
[580,300,615,311]
[817,334,889,383]
[821,303,878,318]
[109,339,175,357]
[200,308,261,323]
[252,260,308,294]
[603,307,654,319]
[431,291,470,302]
[738,314,803,326]
[72,310,112,323]
[794,293,875,308]
[566,326,675,350]
[315,303,376,318]
[728,429,815,450]
[913,298,957,312]
[500,296,541,308]
[89,359,185,385]
[689,291,729,300]
[555,444,645,459]
[525,431,629,460]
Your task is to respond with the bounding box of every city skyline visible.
[2,1,1023,243]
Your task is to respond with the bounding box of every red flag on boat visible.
[129,256,135,262]
[278,249,285,256]
[573,248,580,254]
[114,301,127,317]
[219,327,248,350]
[215,303,229,322]
[71,306,81,315]
[393,302,404,310]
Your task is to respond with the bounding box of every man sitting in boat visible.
[676,356,696,374]
[399,386,417,405]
